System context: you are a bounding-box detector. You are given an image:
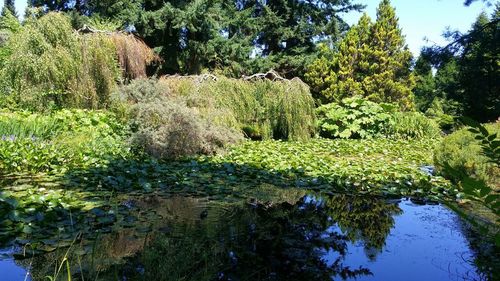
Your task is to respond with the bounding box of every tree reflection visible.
[136,194,400,281]
[12,193,403,280]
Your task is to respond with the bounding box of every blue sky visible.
[343,0,494,55]
[1,0,495,56]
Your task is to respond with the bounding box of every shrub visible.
[130,101,243,159]
[386,112,441,139]
[113,78,169,104]
[434,122,499,189]
[0,12,120,110]
[316,96,394,139]
[424,98,459,131]
[158,76,316,141]
[0,109,129,173]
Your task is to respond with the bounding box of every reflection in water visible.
[0,193,490,281]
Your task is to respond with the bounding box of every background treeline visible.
[26,0,365,79]
[413,7,499,123]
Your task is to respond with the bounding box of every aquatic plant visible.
[0,109,129,173]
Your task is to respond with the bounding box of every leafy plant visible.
[440,118,499,246]
[386,111,441,139]
[434,122,499,187]
[0,109,129,174]
[316,96,394,139]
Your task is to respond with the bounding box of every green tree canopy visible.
[28,0,363,77]
[414,5,499,122]
[306,0,415,109]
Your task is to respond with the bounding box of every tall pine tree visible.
[306,0,414,109]
[2,0,17,18]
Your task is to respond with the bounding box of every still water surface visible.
[0,193,489,281]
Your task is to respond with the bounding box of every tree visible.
[362,0,414,108]
[413,54,436,111]
[1,0,17,18]
[248,0,364,78]
[306,0,415,109]
[28,0,363,78]
[458,9,499,122]
[421,6,499,122]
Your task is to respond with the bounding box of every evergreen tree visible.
[413,54,436,111]
[306,0,415,109]
[420,6,499,122]
[28,0,363,77]
[1,0,17,18]
[363,0,414,108]
[458,9,499,122]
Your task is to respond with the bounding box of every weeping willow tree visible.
[158,74,316,141]
[0,12,157,110]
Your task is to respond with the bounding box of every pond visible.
[0,188,493,281]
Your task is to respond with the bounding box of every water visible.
[324,200,479,281]
[0,193,492,281]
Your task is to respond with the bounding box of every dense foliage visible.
[0,1,498,278]
[316,96,440,139]
[386,112,441,139]
[0,13,120,110]
[28,0,363,78]
[0,109,129,173]
[434,122,499,189]
[415,6,499,122]
[130,100,243,159]
[316,96,393,139]
[305,0,415,109]
[1,0,16,17]
[116,76,316,142]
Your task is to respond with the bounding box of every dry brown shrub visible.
[111,33,159,80]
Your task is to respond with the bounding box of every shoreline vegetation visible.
[0,1,498,280]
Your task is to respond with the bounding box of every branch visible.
[242,70,286,81]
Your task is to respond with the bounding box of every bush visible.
[316,96,394,139]
[0,12,120,110]
[112,78,169,104]
[159,76,316,141]
[424,98,459,131]
[386,111,441,139]
[434,122,499,189]
[0,109,129,173]
[316,96,442,140]
[130,101,243,160]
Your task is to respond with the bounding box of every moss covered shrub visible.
[434,122,499,189]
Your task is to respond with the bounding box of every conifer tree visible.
[362,0,414,108]
[306,0,415,109]
[2,0,17,18]
[458,8,499,122]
